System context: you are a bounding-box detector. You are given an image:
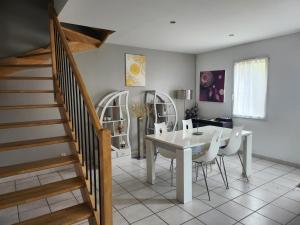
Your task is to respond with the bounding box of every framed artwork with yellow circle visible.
[125,54,146,87]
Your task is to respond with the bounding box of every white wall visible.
[196,32,300,166]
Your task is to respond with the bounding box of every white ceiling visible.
[59,0,300,54]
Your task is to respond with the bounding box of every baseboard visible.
[253,153,300,169]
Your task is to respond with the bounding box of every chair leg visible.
[195,163,199,181]
[237,152,249,181]
[170,159,174,186]
[201,163,210,201]
[205,164,208,176]
[221,156,229,189]
[215,158,227,188]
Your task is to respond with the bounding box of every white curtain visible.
[233,58,268,119]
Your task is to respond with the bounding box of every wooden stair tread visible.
[0,64,52,68]
[0,177,84,209]
[0,104,63,110]
[0,89,55,93]
[0,155,78,178]
[0,135,72,152]
[0,76,53,80]
[15,203,93,225]
[0,119,67,129]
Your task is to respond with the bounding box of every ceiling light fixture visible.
[170,20,176,24]
[228,34,235,37]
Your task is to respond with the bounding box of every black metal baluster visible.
[59,41,64,91]
[76,85,81,154]
[60,46,65,99]
[62,53,68,107]
[56,34,62,87]
[87,116,93,194]
[70,72,76,132]
[79,94,85,165]
[65,60,71,117]
[92,128,96,196]
[54,28,59,81]
[74,80,80,143]
[83,105,88,179]
[94,134,99,210]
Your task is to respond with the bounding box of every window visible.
[233,57,268,119]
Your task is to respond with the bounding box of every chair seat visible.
[192,150,209,162]
[158,148,176,159]
[218,148,237,156]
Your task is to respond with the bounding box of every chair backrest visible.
[223,126,243,155]
[202,129,223,162]
[182,119,193,132]
[154,122,176,159]
[154,122,168,135]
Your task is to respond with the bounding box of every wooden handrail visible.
[48,3,112,225]
[50,8,101,132]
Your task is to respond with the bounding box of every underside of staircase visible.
[0,2,113,225]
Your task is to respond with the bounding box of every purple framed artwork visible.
[199,70,225,102]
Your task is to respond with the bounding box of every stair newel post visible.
[98,128,112,225]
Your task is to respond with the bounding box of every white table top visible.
[145,125,252,150]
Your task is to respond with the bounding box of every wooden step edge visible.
[0,64,52,68]
[15,203,93,225]
[0,155,78,178]
[0,76,53,80]
[0,177,84,210]
[0,135,73,152]
[0,89,55,93]
[0,104,63,110]
[0,119,68,129]
[17,51,51,58]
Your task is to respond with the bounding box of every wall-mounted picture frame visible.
[125,54,146,87]
[199,70,225,102]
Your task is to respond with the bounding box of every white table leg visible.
[243,134,252,177]
[176,148,192,203]
[146,139,156,184]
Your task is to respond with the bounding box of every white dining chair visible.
[193,129,226,200]
[182,119,193,132]
[182,119,214,170]
[182,119,202,154]
[154,122,176,186]
[218,126,248,189]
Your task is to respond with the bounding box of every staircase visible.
[0,3,112,225]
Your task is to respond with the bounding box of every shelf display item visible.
[96,91,131,158]
[144,90,178,135]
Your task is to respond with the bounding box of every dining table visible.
[145,125,253,203]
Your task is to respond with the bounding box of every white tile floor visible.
[111,155,300,225]
[0,155,299,225]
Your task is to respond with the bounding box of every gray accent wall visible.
[196,32,300,165]
[74,44,196,157]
